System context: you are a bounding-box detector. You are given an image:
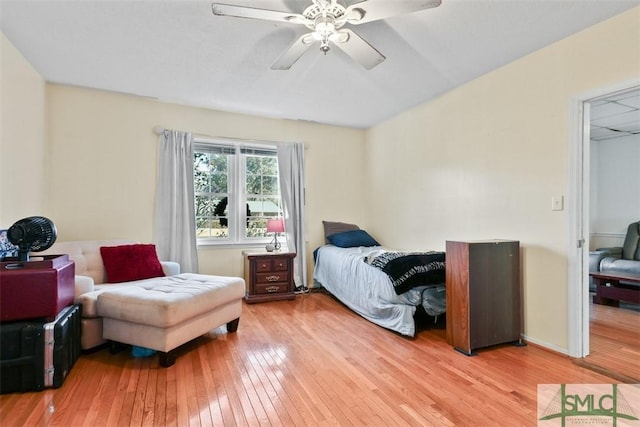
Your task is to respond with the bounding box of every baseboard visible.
[522,334,569,356]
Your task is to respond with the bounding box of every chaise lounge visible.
[40,240,245,366]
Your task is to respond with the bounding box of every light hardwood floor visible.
[575,301,640,383]
[0,292,634,426]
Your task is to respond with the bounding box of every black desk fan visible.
[7,216,57,261]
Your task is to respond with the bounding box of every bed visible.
[313,221,446,337]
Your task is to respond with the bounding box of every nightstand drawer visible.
[255,282,289,295]
[256,271,289,284]
[255,257,289,272]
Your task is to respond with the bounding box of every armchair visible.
[589,221,640,290]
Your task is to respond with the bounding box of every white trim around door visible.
[567,79,640,358]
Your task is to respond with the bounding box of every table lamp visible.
[266,218,285,252]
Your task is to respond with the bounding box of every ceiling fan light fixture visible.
[314,16,336,36]
[302,34,316,44]
[330,31,349,43]
[312,15,337,54]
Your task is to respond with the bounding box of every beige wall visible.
[45,85,366,282]
[0,34,47,226]
[365,8,640,351]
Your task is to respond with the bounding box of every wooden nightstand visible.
[242,251,296,303]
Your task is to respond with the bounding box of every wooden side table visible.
[589,271,640,306]
[242,251,296,303]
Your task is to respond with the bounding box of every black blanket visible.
[368,251,446,295]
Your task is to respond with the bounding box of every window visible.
[194,140,282,245]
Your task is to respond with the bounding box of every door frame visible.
[567,79,640,358]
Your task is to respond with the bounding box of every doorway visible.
[568,82,640,376]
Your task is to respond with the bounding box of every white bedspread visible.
[313,245,436,337]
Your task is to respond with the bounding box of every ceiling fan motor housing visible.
[303,2,346,27]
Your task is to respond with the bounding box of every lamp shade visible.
[266,218,285,233]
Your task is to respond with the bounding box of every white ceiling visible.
[1,0,639,129]
[590,89,640,141]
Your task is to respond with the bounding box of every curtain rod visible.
[153,126,293,147]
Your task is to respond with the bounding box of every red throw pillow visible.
[100,244,165,283]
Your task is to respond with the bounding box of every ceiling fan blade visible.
[345,0,441,25]
[332,29,385,70]
[212,3,306,25]
[271,33,316,70]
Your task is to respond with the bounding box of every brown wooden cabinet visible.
[445,240,523,355]
[243,251,296,303]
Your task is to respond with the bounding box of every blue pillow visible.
[327,229,380,248]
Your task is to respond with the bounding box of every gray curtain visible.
[155,129,199,273]
[277,142,307,289]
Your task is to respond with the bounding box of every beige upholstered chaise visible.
[40,240,244,366]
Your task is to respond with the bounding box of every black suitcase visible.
[0,304,82,393]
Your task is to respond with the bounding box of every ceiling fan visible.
[211,0,442,70]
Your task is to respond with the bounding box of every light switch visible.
[551,196,564,211]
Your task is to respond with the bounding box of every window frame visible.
[193,137,282,248]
